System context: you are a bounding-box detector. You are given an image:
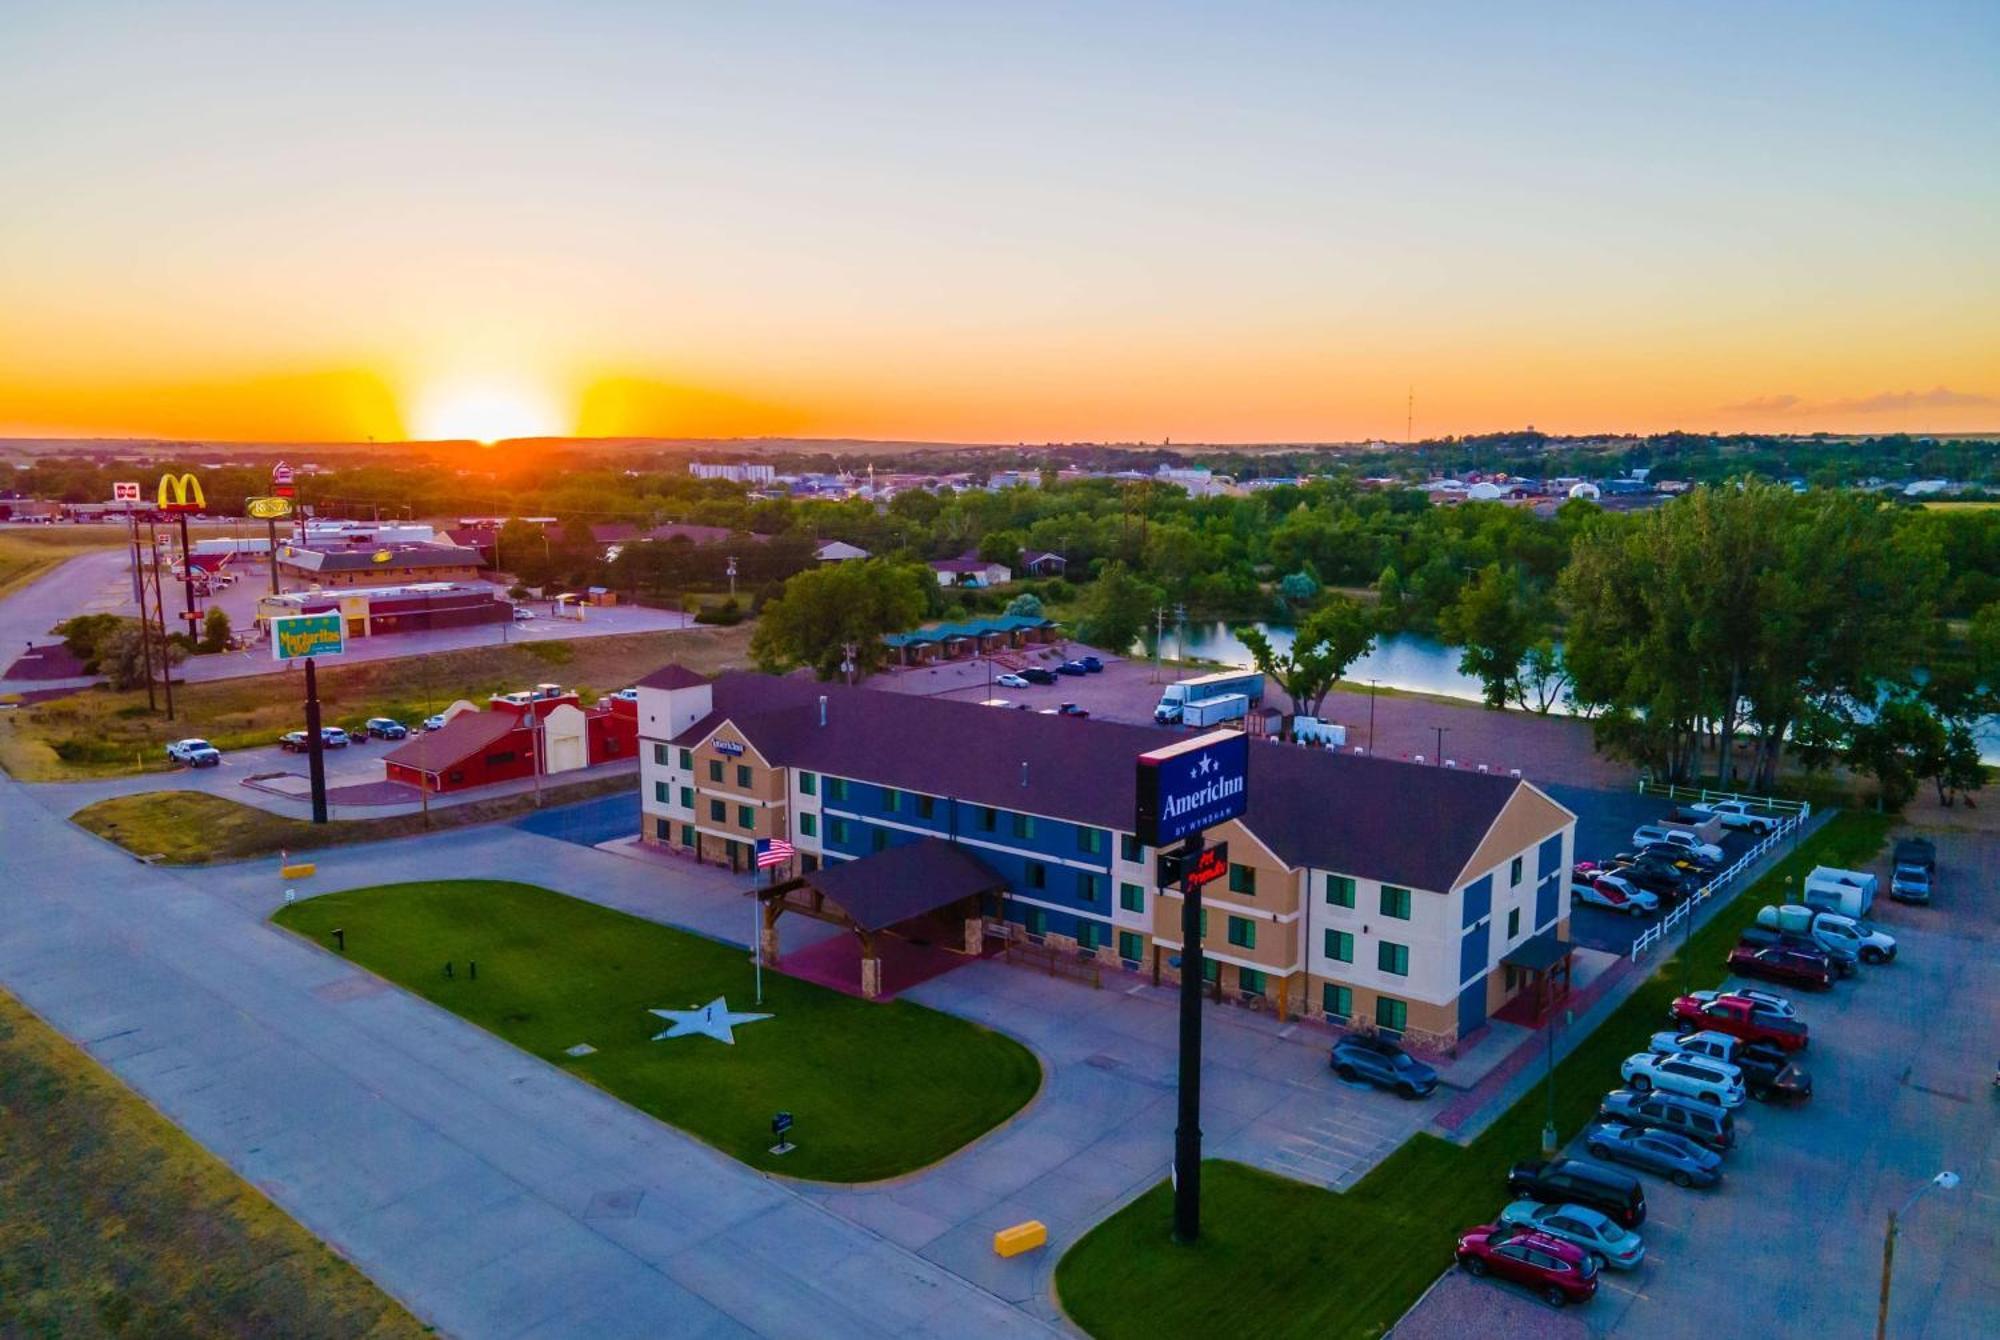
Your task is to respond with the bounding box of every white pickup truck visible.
[1756,904,1897,964]
[1684,799,1783,835]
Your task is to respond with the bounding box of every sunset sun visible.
[410,379,566,443]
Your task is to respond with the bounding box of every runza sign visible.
[1134,728,1250,847]
[270,612,346,662]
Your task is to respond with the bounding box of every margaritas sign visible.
[271,612,346,662]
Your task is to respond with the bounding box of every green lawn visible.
[273,880,1042,1182]
[0,989,426,1338]
[1055,811,1891,1339]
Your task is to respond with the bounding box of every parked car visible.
[1078,655,1104,672]
[1620,1051,1745,1108]
[1496,1200,1646,1271]
[1738,924,1855,976]
[1670,992,1809,1052]
[278,730,311,752]
[1631,825,1726,866]
[1583,1121,1722,1189]
[1598,1088,1736,1151]
[1576,875,1659,918]
[1055,659,1088,677]
[1618,848,1708,880]
[1648,1030,1811,1103]
[364,717,408,740]
[1727,942,1835,991]
[1613,857,1702,901]
[1756,904,1897,964]
[995,673,1030,689]
[1057,702,1090,718]
[1686,986,1797,1020]
[319,726,350,749]
[1330,1033,1439,1098]
[1454,1226,1599,1307]
[1688,799,1782,834]
[1506,1158,1647,1228]
[511,605,535,622]
[422,713,447,731]
[1019,667,1058,686]
[1890,840,1934,904]
[166,738,222,767]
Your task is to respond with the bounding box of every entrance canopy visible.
[1501,931,1574,975]
[784,838,1006,931]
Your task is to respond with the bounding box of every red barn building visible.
[382,687,639,794]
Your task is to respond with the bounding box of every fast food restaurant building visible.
[634,666,1576,1049]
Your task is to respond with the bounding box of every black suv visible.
[1329,1034,1439,1099]
[1020,667,1059,685]
[1613,858,1700,902]
[1506,1157,1647,1228]
[1598,1088,1736,1151]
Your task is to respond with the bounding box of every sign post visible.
[1135,728,1250,1246]
[248,493,293,596]
[156,473,206,637]
[272,612,346,824]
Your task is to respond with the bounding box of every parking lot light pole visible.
[1876,1171,1958,1340]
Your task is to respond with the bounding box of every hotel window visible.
[1239,967,1266,996]
[798,771,816,796]
[977,806,997,832]
[1380,885,1412,920]
[708,760,723,783]
[872,828,889,852]
[1326,874,1356,908]
[1077,872,1102,902]
[1198,908,1210,939]
[680,824,696,847]
[708,799,726,823]
[826,777,848,803]
[1027,861,1047,890]
[678,748,692,769]
[1323,984,1353,1020]
[799,813,817,838]
[655,817,670,840]
[1202,959,1220,984]
[654,782,669,804]
[1024,907,1047,937]
[652,743,669,766]
[1228,864,1257,896]
[1325,929,1354,963]
[829,818,850,844]
[883,787,901,813]
[1510,855,1525,886]
[737,764,752,788]
[1076,921,1102,950]
[1013,813,1035,840]
[916,794,936,819]
[738,805,755,831]
[1507,908,1521,939]
[679,786,693,808]
[1077,828,1105,856]
[1376,996,1408,1033]
[1121,835,1144,863]
[1120,882,1145,913]
[1378,941,1410,976]
[1118,931,1144,962]
[1227,916,1256,949]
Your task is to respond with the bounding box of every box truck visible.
[1154,670,1265,724]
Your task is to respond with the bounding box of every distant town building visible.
[255,581,511,637]
[689,462,777,484]
[276,540,485,588]
[815,541,871,563]
[1017,549,1068,577]
[928,554,1012,588]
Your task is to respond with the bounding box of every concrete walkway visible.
[0,784,1043,1339]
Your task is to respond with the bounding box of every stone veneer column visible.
[860,957,883,999]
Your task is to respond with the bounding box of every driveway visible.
[1395,823,1998,1340]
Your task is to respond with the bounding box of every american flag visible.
[755,837,795,870]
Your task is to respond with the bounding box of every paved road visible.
[0,784,1045,1339]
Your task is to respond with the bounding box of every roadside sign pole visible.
[1172,833,1206,1244]
[304,656,328,824]
[130,513,156,713]
[267,516,281,596]
[178,513,198,632]
[149,523,175,722]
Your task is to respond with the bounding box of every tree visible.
[1440,563,1550,709]
[199,607,232,654]
[1373,566,1406,631]
[1276,568,1320,605]
[749,560,929,681]
[1004,592,1046,620]
[1932,720,1987,807]
[56,613,128,672]
[99,623,183,692]
[1844,697,1942,811]
[494,518,552,586]
[1236,596,1376,725]
[1513,639,1572,715]
[1074,561,1160,652]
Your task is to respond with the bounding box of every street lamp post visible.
[1541,1007,1571,1154]
[1433,725,1449,765]
[1367,679,1379,755]
[1876,1171,1959,1340]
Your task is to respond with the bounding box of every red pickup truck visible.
[1668,993,1809,1052]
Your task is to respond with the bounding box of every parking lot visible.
[1399,822,1998,1339]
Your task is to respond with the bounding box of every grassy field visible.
[71,779,635,864]
[273,880,1043,1182]
[1055,810,1891,1339]
[0,989,426,1338]
[0,524,127,596]
[0,623,754,781]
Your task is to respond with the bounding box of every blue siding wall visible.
[1536,872,1560,929]
[1462,874,1492,928]
[1538,834,1564,880]
[1459,920,1490,988]
[1457,980,1487,1040]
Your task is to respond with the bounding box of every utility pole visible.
[130,514,156,713]
[1172,836,1208,1244]
[1367,679,1378,755]
[1154,607,1164,684]
[1433,725,1448,765]
[149,524,175,721]
[177,511,198,639]
[303,656,328,823]
[840,641,859,686]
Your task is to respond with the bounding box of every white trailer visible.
[1290,715,1347,747]
[1802,866,1877,918]
[1154,670,1265,723]
[1181,693,1249,728]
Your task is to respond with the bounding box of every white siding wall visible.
[1305,870,1459,1007]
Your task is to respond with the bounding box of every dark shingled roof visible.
[636,664,712,691]
[801,838,1007,931]
[667,671,1549,894]
[382,710,521,773]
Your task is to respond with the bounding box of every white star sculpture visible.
[648,996,772,1045]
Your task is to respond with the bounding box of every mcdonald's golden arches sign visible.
[156,473,206,513]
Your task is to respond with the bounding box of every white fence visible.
[1635,778,1812,818]
[1628,812,1807,963]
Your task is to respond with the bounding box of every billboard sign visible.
[246,496,294,520]
[272,460,296,498]
[1157,842,1229,890]
[1135,729,1249,847]
[112,481,141,501]
[271,611,346,662]
[156,472,206,513]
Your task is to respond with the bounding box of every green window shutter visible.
[708,799,725,822]
[1376,996,1407,1032]
[738,805,755,830]
[1378,941,1409,976]
[652,743,669,765]
[1119,882,1145,913]
[1239,968,1265,995]
[1322,984,1352,1019]
[1118,931,1144,962]
[1507,908,1521,938]
[679,786,692,808]
[654,782,668,803]
[1381,886,1412,919]
[1229,864,1256,895]
[678,748,692,769]
[1325,929,1353,963]
[799,771,816,796]
[1121,835,1143,863]
[1326,875,1356,908]
[1202,959,1220,984]
[708,759,723,782]
[1227,916,1255,949]
[883,788,900,812]
[799,813,816,837]
[680,824,695,846]
[737,764,752,787]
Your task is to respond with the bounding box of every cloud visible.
[1719,386,1998,417]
